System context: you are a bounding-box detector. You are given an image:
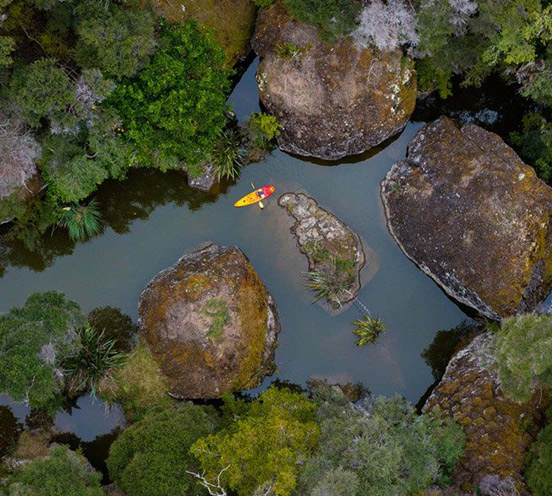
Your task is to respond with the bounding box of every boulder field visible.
[138,244,280,399]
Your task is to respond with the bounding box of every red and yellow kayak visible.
[234,185,275,207]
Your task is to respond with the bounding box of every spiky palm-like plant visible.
[352,316,387,346]
[58,198,102,241]
[214,129,245,181]
[305,266,350,307]
[62,326,127,397]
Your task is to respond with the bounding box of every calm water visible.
[0,57,470,407]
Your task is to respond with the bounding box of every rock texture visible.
[187,163,217,192]
[252,1,417,160]
[138,244,279,399]
[279,192,365,309]
[381,116,552,319]
[424,332,546,494]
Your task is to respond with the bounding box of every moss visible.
[202,299,229,340]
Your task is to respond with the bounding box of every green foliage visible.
[526,423,552,496]
[201,299,230,339]
[75,4,155,79]
[352,316,386,345]
[248,112,280,145]
[57,199,102,241]
[302,388,465,495]
[107,403,219,496]
[213,128,245,181]
[253,0,274,6]
[510,112,552,184]
[5,445,103,496]
[284,0,361,43]
[191,387,320,496]
[109,20,232,174]
[0,291,86,410]
[0,35,15,66]
[61,325,127,397]
[493,313,552,403]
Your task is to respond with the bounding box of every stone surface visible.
[278,192,365,310]
[424,332,547,494]
[252,0,417,160]
[381,116,552,319]
[151,0,256,67]
[187,163,217,192]
[0,121,43,224]
[138,244,280,399]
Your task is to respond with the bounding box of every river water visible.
[2,58,516,460]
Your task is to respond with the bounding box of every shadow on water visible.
[0,406,23,459]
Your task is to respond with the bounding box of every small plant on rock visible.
[305,258,351,307]
[352,316,387,345]
[57,198,102,241]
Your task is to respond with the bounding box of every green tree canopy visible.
[526,422,552,496]
[191,387,320,496]
[107,403,219,496]
[493,313,552,402]
[5,445,103,496]
[0,291,86,410]
[109,20,232,175]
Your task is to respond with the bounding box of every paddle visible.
[251,182,264,209]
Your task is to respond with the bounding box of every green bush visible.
[493,313,552,402]
[0,291,86,410]
[57,199,102,241]
[5,445,103,496]
[526,424,552,496]
[352,316,386,345]
[107,404,219,496]
[191,387,320,496]
[283,0,361,43]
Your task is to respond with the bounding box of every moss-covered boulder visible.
[0,121,43,224]
[251,0,417,160]
[278,192,366,311]
[151,0,256,68]
[138,244,280,399]
[424,332,547,494]
[381,116,552,320]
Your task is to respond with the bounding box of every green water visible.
[0,58,470,406]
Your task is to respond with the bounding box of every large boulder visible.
[252,1,417,160]
[381,116,552,320]
[138,244,280,399]
[424,332,546,494]
[151,0,256,68]
[0,121,43,224]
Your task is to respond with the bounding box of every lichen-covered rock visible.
[252,1,417,160]
[151,0,256,67]
[138,244,280,399]
[424,332,546,494]
[0,121,43,224]
[187,163,217,192]
[381,116,552,319]
[278,192,366,310]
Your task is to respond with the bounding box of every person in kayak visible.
[257,189,264,198]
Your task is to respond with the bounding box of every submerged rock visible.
[424,332,546,494]
[252,1,417,160]
[381,116,552,319]
[138,244,280,399]
[151,0,256,67]
[278,192,365,310]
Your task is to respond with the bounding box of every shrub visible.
[493,313,552,403]
[526,424,552,496]
[248,112,281,147]
[352,316,386,345]
[57,198,102,241]
[213,128,245,181]
[107,404,219,496]
[5,445,103,496]
[191,387,320,496]
[0,291,86,410]
[284,0,361,43]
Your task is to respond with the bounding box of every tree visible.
[526,423,552,496]
[0,291,86,410]
[191,387,320,496]
[75,4,155,79]
[109,20,231,175]
[300,386,465,496]
[493,313,552,402]
[107,403,219,496]
[5,445,103,496]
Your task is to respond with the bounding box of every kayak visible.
[234,185,275,207]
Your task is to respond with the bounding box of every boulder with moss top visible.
[381,116,552,320]
[279,192,366,310]
[138,244,280,399]
[424,332,547,494]
[251,0,417,160]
